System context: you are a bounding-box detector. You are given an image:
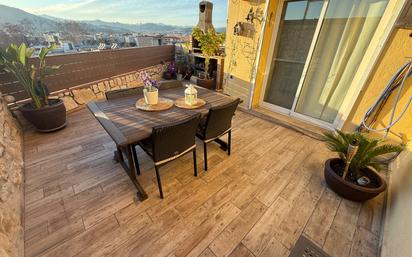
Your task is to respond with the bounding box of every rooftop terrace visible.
[23,108,384,257]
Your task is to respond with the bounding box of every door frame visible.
[258,0,405,130]
[259,0,331,128]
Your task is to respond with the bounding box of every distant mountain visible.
[39,14,65,22]
[80,20,193,34]
[0,4,57,32]
[0,4,225,34]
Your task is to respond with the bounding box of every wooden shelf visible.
[189,53,225,60]
[189,53,225,91]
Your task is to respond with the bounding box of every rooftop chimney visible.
[197,1,215,33]
[193,1,215,51]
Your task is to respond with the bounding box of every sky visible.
[1,0,228,27]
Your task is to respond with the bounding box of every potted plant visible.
[192,27,225,90]
[176,60,184,81]
[322,130,403,201]
[0,43,65,132]
[140,72,159,105]
[161,61,176,80]
[175,42,192,81]
[182,42,195,80]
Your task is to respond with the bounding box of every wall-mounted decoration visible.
[233,22,256,37]
[234,22,242,36]
[245,7,264,24]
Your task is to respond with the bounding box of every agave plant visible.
[322,130,404,178]
[0,43,61,109]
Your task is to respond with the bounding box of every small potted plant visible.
[140,72,159,105]
[192,27,225,89]
[0,43,65,132]
[176,60,184,81]
[322,130,403,201]
[175,42,192,81]
[162,61,176,80]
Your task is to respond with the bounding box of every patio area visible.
[23,108,384,257]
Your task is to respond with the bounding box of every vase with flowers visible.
[140,72,159,105]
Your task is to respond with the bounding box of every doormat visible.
[289,235,331,257]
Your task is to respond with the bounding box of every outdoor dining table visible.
[87,85,236,201]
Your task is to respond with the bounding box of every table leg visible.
[130,144,141,176]
[113,146,124,163]
[118,145,148,201]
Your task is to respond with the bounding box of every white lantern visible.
[184,84,198,105]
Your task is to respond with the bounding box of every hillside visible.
[0,4,57,32]
[0,4,224,34]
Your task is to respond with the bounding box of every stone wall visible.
[49,64,163,112]
[0,95,24,257]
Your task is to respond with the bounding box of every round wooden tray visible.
[175,98,206,109]
[135,97,174,112]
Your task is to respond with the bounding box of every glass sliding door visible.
[263,0,324,110]
[295,0,389,123]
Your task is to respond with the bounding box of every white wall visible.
[382,144,412,257]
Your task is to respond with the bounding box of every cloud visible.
[26,0,99,14]
[21,0,228,27]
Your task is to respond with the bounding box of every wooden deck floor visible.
[23,109,385,257]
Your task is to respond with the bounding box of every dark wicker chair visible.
[105,87,143,100]
[137,114,200,198]
[196,98,240,171]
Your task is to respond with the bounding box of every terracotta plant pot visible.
[197,78,215,90]
[20,99,66,132]
[324,158,387,202]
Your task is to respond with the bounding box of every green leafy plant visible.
[0,43,61,108]
[192,27,225,79]
[322,130,404,178]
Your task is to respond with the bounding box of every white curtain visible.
[295,0,388,123]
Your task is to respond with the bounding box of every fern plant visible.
[0,43,61,108]
[322,130,404,178]
[192,27,225,80]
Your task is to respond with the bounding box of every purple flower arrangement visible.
[162,61,177,77]
[139,72,159,92]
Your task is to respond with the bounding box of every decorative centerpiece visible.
[140,72,159,105]
[136,72,173,112]
[175,84,206,110]
[184,84,198,105]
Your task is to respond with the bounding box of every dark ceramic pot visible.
[162,72,173,80]
[20,99,66,132]
[324,158,387,202]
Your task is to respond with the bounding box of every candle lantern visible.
[185,84,198,105]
